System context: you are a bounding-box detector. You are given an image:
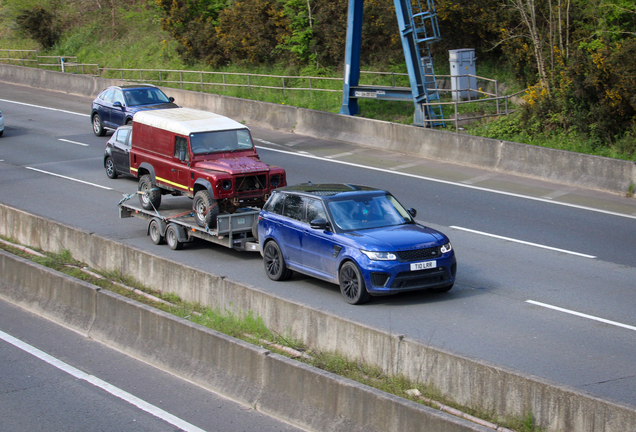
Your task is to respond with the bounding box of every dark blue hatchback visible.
[258,183,456,304]
[91,84,178,136]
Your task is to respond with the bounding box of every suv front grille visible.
[237,174,267,195]
[396,246,441,262]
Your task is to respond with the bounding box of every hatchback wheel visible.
[339,261,371,305]
[263,241,293,281]
[105,157,118,179]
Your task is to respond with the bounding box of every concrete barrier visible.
[0,249,490,432]
[1,202,635,431]
[0,63,634,195]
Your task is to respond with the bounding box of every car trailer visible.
[119,197,260,252]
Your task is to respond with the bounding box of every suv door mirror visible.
[169,97,175,103]
[310,218,330,231]
[113,101,123,108]
[407,208,417,218]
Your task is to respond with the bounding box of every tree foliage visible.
[16,7,61,49]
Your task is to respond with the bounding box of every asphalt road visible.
[0,300,303,432]
[1,82,635,411]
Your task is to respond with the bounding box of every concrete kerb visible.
[0,249,97,334]
[0,249,492,432]
[2,202,636,431]
[1,63,634,195]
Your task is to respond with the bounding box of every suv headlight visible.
[440,242,452,254]
[361,250,397,261]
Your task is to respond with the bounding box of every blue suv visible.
[91,84,178,136]
[258,183,456,304]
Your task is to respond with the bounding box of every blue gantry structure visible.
[339,0,445,127]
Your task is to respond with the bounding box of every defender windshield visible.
[327,194,414,231]
[190,129,254,155]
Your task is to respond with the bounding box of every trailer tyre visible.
[148,219,164,245]
[193,190,218,228]
[165,224,183,250]
[139,174,161,210]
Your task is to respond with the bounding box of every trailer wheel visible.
[148,219,164,245]
[139,174,161,210]
[165,224,183,250]
[193,190,218,228]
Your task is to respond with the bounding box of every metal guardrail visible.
[0,49,523,127]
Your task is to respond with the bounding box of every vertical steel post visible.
[338,0,364,116]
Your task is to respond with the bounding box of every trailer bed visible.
[119,201,260,252]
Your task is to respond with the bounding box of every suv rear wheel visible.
[138,174,161,210]
[193,190,219,228]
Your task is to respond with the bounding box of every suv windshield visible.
[190,129,254,155]
[327,194,413,231]
[124,88,171,106]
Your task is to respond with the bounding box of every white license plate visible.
[410,261,437,271]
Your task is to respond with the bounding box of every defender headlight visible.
[222,180,232,191]
[440,242,452,254]
[361,250,397,261]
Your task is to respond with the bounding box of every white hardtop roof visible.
[133,108,248,135]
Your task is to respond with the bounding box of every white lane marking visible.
[0,98,89,117]
[58,139,89,147]
[526,300,636,332]
[449,226,597,258]
[255,145,636,221]
[390,162,420,170]
[25,167,112,190]
[0,329,206,432]
[325,151,354,159]
[461,173,498,185]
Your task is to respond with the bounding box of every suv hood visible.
[194,156,269,174]
[345,224,446,250]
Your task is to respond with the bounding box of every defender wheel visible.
[105,157,118,179]
[193,190,218,228]
[92,114,106,136]
[148,219,164,245]
[165,224,183,250]
[138,174,161,210]
[339,261,371,305]
[263,241,293,281]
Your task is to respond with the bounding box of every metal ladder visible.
[397,0,445,127]
[339,0,445,127]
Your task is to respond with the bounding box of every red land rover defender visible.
[129,108,286,228]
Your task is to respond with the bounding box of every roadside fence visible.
[0,48,523,128]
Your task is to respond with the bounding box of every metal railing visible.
[0,49,523,127]
[423,84,526,132]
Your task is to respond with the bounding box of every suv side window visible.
[113,89,125,106]
[264,192,284,214]
[305,198,327,222]
[282,194,303,221]
[174,136,189,161]
[100,89,114,103]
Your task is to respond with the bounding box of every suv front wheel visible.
[193,190,219,228]
[138,174,161,210]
